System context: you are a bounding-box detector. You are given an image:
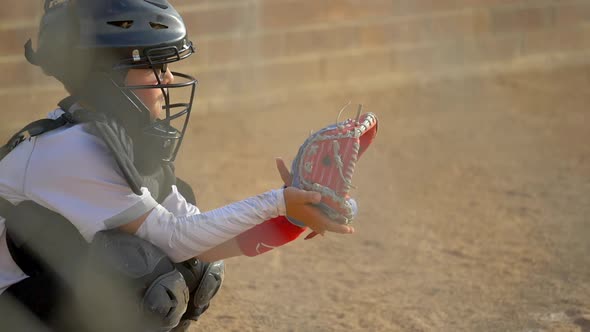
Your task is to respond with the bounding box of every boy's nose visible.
[162,68,174,84]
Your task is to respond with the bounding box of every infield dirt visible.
[174,62,590,332]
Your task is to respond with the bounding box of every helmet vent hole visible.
[107,20,134,29]
[150,22,169,29]
[144,0,169,10]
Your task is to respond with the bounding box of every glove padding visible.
[287,110,378,225]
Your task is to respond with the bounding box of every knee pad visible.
[175,258,225,321]
[85,230,190,332]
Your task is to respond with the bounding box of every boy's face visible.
[124,66,174,120]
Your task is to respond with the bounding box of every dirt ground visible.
[170,62,590,332]
[2,58,588,332]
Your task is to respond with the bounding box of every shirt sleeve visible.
[159,185,201,217]
[23,124,158,242]
[136,189,286,262]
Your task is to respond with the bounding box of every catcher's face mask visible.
[114,47,197,163]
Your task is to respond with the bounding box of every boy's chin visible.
[149,103,164,120]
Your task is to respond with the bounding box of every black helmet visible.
[26,0,197,162]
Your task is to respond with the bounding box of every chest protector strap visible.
[62,97,175,202]
[0,113,73,160]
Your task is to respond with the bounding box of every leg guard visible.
[83,230,190,332]
[175,258,225,321]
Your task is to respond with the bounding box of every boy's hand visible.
[283,187,354,236]
[277,158,354,236]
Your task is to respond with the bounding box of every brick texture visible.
[1,0,589,113]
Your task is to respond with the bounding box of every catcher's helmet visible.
[25,0,197,162]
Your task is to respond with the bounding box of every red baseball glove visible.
[287,105,378,226]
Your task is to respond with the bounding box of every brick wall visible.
[1,0,589,115]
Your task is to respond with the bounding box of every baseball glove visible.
[287,104,378,226]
